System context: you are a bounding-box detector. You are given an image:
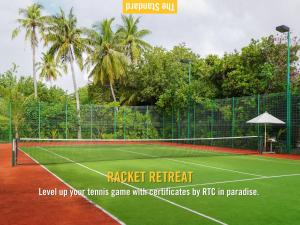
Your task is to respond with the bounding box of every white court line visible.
[151,173,300,190]
[37,147,228,225]
[238,154,300,166]
[20,136,258,142]
[114,148,264,178]
[113,148,300,194]
[168,158,264,177]
[20,149,126,225]
[41,141,300,166]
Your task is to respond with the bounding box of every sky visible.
[1,0,300,93]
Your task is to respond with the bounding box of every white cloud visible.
[179,0,214,16]
[1,0,300,92]
[0,0,33,75]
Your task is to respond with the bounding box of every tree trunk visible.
[32,43,38,99]
[69,50,82,139]
[110,83,117,102]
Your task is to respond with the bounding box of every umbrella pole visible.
[264,123,267,152]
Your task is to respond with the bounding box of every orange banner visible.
[123,0,177,14]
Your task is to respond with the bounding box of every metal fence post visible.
[232,97,235,147]
[90,105,93,139]
[193,104,196,142]
[114,107,117,140]
[162,111,165,139]
[210,100,214,146]
[257,94,261,151]
[171,107,174,141]
[171,106,174,142]
[146,106,149,138]
[38,101,41,139]
[177,109,181,139]
[263,94,266,112]
[8,101,12,142]
[287,31,292,153]
[65,102,68,139]
[187,103,190,143]
[123,107,126,140]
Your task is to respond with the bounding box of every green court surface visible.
[20,144,300,225]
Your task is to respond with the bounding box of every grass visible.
[21,143,300,225]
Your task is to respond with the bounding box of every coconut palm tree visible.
[44,8,89,139]
[117,15,151,64]
[36,53,65,81]
[12,3,46,99]
[85,18,127,102]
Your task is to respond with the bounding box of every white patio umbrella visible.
[247,112,285,151]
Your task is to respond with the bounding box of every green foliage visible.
[44,7,90,138]
[78,86,91,105]
[21,101,77,139]
[108,36,299,108]
[85,18,128,102]
[86,35,300,111]
[211,36,300,97]
[44,8,88,69]
[116,45,217,110]
[12,3,45,48]
[12,3,48,99]
[79,104,157,139]
[115,107,158,139]
[6,3,300,147]
[0,65,71,139]
[37,53,65,81]
[12,3,300,113]
[117,15,152,64]
[0,66,33,138]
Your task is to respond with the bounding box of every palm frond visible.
[117,15,151,63]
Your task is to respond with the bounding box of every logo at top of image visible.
[123,0,177,14]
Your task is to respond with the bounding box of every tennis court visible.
[15,138,300,225]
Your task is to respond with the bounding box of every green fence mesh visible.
[0,100,12,142]
[2,92,300,154]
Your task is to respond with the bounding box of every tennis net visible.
[13,136,260,165]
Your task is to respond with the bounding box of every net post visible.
[8,101,12,142]
[231,97,235,148]
[90,105,93,139]
[12,138,17,166]
[65,102,68,139]
[123,107,126,140]
[114,107,117,140]
[38,101,41,139]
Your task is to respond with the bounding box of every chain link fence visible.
[2,92,300,153]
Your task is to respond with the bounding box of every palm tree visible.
[12,3,46,99]
[44,8,89,139]
[117,15,152,64]
[85,18,127,102]
[37,53,65,81]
